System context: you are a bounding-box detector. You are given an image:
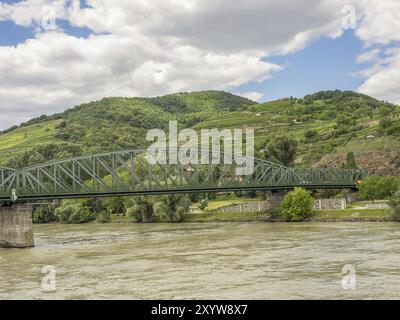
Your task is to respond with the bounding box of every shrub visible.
[54,201,95,224]
[125,196,154,223]
[55,120,67,129]
[96,211,110,223]
[389,191,400,221]
[154,194,190,222]
[304,130,319,142]
[33,204,58,223]
[357,176,399,202]
[126,205,143,222]
[102,197,125,214]
[281,188,314,222]
[54,132,70,141]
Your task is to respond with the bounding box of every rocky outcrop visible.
[319,150,400,175]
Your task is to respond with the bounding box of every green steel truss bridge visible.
[0,149,368,203]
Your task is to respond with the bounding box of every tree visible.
[265,136,298,167]
[379,117,392,129]
[389,190,400,221]
[335,114,354,127]
[281,188,314,222]
[54,200,95,224]
[125,196,154,223]
[102,197,125,214]
[33,203,58,223]
[96,211,111,223]
[343,151,357,169]
[357,176,399,203]
[154,194,190,222]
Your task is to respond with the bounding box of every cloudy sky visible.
[0,0,399,129]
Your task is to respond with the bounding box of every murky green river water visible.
[1,222,400,299]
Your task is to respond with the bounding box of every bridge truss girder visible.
[0,149,368,202]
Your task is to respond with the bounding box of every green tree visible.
[265,136,298,166]
[343,151,357,169]
[96,211,111,223]
[389,190,400,221]
[33,203,58,223]
[357,176,399,203]
[154,194,190,222]
[102,197,125,214]
[379,117,392,129]
[54,200,95,224]
[125,196,155,223]
[281,187,314,222]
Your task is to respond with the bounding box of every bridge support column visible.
[0,204,34,248]
[264,191,286,209]
[345,190,357,204]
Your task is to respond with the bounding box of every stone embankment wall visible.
[216,201,269,213]
[214,198,346,213]
[366,203,390,209]
[312,198,347,210]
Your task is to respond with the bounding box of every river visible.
[1,222,400,299]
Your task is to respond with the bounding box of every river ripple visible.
[1,222,400,299]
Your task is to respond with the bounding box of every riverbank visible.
[107,208,393,223]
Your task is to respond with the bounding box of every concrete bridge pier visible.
[0,204,34,248]
[265,191,286,209]
[345,190,357,204]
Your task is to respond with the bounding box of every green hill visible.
[1,89,400,174]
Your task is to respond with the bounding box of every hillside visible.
[1,89,400,174]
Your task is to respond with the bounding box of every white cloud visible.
[0,0,67,32]
[237,92,264,102]
[2,0,398,129]
[356,48,381,64]
[355,0,400,46]
[354,0,400,104]
[358,47,400,103]
[0,31,280,129]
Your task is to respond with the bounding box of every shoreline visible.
[33,210,396,225]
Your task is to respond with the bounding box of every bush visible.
[33,204,58,223]
[96,211,110,223]
[266,206,283,219]
[55,120,67,129]
[154,194,190,222]
[357,176,399,202]
[281,188,314,222]
[304,130,319,143]
[389,190,400,221]
[126,205,144,222]
[54,201,95,224]
[102,197,125,214]
[125,196,154,223]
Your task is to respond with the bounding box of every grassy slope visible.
[0,91,254,166]
[0,119,64,164]
[195,94,400,167]
[1,90,400,173]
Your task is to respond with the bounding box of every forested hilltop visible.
[1,89,400,174]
